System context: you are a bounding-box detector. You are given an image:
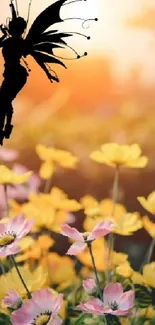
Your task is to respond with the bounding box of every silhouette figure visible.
[0,0,97,145]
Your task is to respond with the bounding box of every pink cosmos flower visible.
[0,148,18,162]
[2,290,22,309]
[11,289,63,325]
[83,278,96,295]
[0,215,34,257]
[77,283,134,316]
[61,221,113,255]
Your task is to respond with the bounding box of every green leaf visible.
[105,315,121,325]
[0,313,11,325]
[135,285,152,308]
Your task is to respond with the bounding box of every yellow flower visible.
[143,216,155,238]
[16,235,54,263]
[83,198,126,232]
[0,265,48,300]
[113,212,143,236]
[77,238,109,271]
[19,236,35,251]
[138,192,155,215]
[111,251,128,266]
[41,253,76,286]
[140,306,155,319]
[36,144,79,179]
[82,196,126,219]
[90,143,148,168]
[11,190,80,232]
[131,271,144,285]
[50,187,81,211]
[0,165,32,185]
[116,262,133,278]
[143,262,155,288]
[9,199,23,216]
[84,211,142,236]
[120,319,130,325]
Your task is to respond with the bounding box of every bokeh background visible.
[1,0,155,264]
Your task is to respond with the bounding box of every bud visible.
[83,278,96,295]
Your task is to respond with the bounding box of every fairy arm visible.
[9,2,17,20]
[0,25,7,48]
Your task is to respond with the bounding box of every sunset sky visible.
[1,0,155,84]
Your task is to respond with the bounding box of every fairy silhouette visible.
[0,0,97,145]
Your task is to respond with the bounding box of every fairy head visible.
[8,17,27,37]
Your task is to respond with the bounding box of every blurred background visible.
[1,0,155,264]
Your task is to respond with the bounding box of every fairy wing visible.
[25,0,72,82]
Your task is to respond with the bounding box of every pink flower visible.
[0,148,18,162]
[83,279,96,295]
[0,215,34,256]
[61,221,113,255]
[11,289,63,325]
[77,283,134,316]
[2,290,22,309]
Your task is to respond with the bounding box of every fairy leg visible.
[4,103,14,139]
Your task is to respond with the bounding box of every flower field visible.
[0,143,154,325]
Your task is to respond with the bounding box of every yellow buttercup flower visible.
[84,211,142,236]
[81,196,126,219]
[50,187,81,211]
[120,318,130,325]
[0,265,48,300]
[138,192,155,215]
[9,199,23,217]
[116,262,133,278]
[90,143,148,168]
[0,165,32,185]
[36,144,79,179]
[83,198,126,232]
[17,235,55,263]
[131,271,144,285]
[41,253,76,285]
[143,216,155,238]
[111,251,128,267]
[11,190,80,232]
[143,262,155,288]
[140,306,155,319]
[77,238,109,271]
[19,236,35,251]
[113,212,143,236]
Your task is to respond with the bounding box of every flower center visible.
[82,232,90,241]
[109,301,119,311]
[35,314,50,325]
[0,234,15,247]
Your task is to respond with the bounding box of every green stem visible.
[87,242,103,301]
[4,184,32,299]
[139,238,155,272]
[111,165,119,215]
[103,315,108,325]
[107,165,119,283]
[147,237,155,263]
[10,255,32,299]
[4,184,9,218]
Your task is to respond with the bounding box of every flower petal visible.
[61,224,84,241]
[51,294,63,316]
[67,242,86,255]
[48,317,62,325]
[119,290,134,311]
[76,298,104,315]
[87,221,113,241]
[103,283,123,306]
